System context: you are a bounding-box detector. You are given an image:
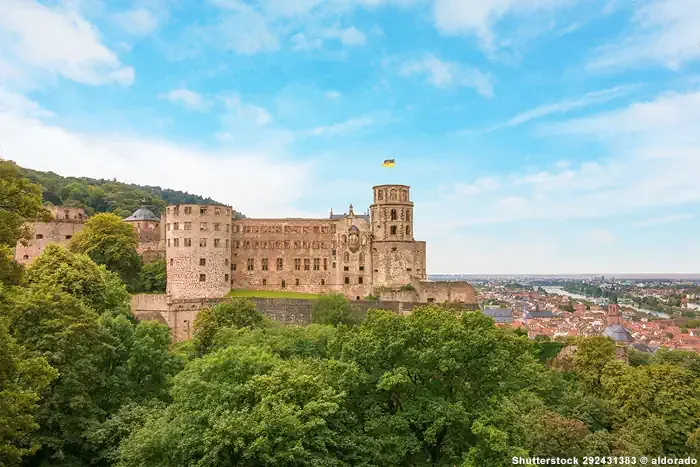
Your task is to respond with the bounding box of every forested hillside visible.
[17,163,243,218]
[2,160,700,466]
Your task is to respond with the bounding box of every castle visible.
[16,184,476,339]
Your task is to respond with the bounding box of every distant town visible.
[435,275,700,353]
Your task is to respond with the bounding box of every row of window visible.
[34,234,72,240]
[235,240,339,250]
[376,188,409,202]
[167,222,230,232]
[195,274,363,287]
[233,224,337,234]
[168,206,231,216]
[167,238,230,248]
[198,273,230,282]
[384,208,411,222]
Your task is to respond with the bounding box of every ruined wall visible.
[165,204,232,299]
[416,281,477,303]
[14,206,86,265]
[371,241,426,288]
[130,219,160,243]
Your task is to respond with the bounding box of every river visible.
[542,287,669,318]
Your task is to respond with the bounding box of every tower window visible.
[359,266,365,271]
[344,266,349,271]
[321,279,325,285]
[390,209,397,221]
[184,238,192,247]
[173,222,179,230]
[65,235,72,240]
[262,258,269,271]
[358,277,363,284]
[225,274,229,282]
[277,258,283,270]
[281,280,286,288]
[199,274,206,282]
[232,263,237,271]
[343,252,349,262]
[170,259,174,266]
[391,226,397,235]
[263,279,267,286]
[199,258,206,266]
[225,258,229,266]
[173,238,179,247]
[247,258,254,271]
[35,234,43,239]
[23,255,29,260]
[200,238,207,247]
[294,258,301,270]
[344,277,350,284]
[295,278,300,286]
[323,258,328,270]
[313,258,320,271]
[214,238,220,247]
[304,258,310,271]
[200,207,207,215]
[406,226,410,235]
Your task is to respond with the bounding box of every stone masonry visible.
[14,206,86,265]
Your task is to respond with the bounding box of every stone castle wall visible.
[131,294,445,342]
[14,207,86,265]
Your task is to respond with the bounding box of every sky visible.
[0,0,699,275]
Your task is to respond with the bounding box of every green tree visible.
[0,318,58,466]
[572,336,617,394]
[0,161,49,248]
[0,245,23,286]
[69,213,142,288]
[311,293,360,326]
[24,244,130,317]
[136,260,166,293]
[193,298,264,355]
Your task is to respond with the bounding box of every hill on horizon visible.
[16,163,244,219]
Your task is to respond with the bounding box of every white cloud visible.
[588,0,700,72]
[0,0,134,86]
[483,85,636,131]
[309,117,375,136]
[398,54,494,97]
[0,86,54,118]
[587,228,616,244]
[200,4,279,55]
[632,213,694,227]
[115,8,160,36]
[325,90,342,99]
[0,104,312,218]
[219,93,273,126]
[432,0,574,52]
[419,90,700,232]
[291,26,367,51]
[322,26,367,46]
[160,88,210,112]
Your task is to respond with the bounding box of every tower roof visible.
[603,323,634,342]
[125,207,159,222]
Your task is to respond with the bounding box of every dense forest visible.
[16,163,245,218]
[2,160,700,466]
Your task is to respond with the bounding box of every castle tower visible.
[165,204,233,299]
[370,185,413,241]
[369,185,426,289]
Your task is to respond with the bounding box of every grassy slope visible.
[228,289,321,300]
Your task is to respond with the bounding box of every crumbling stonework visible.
[14,206,86,265]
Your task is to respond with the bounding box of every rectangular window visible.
[333,262,336,269]
[304,259,310,271]
[214,238,220,247]
[391,225,397,235]
[166,223,170,231]
[184,238,192,247]
[225,274,229,282]
[359,266,365,271]
[254,241,259,249]
[225,239,229,249]
[358,277,364,284]
[214,223,220,231]
[235,241,240,249]
[294,258,301,271]
[173,238,179,247]
[167,239,171,247]
[321,279,325,285]
[173,222,179,230]
[200,207,207,215]
[200,238,207,247]
[65,235,72,240]
[332,249,337,256]
[184,222,192,230]
[262,258,269,271]
[344,266,349,271]
[344,277,350,284]
[295,278,300,286]
[225,224,230,232]
[313,258,320,271]
[225,259,229,266]
[232,263,237,271]
[276,258,283,270]
[184,206,192,214]
[170,258,173,266]
[323,258,328,271]
[200,258,206,266]
[262,279,267,286]
[281,280,286,288]
[215,207,221,216]
[200,222,207,231]
[199,274,206,282]
[247,259,254,271]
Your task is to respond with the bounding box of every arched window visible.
[390,189,397,200]
[344,252,349,262]
[406,210,411,222]
[359,252,365,264]
[402,189,408,200]
[378,190,383,200]
[390,209,397,221]
[342,234,347,244]
[406,226,410,235]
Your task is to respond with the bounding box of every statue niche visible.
[348,226,361,253]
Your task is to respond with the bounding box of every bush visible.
[311,293,360,326]
[193,298,263,355]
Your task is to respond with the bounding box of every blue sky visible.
[1,0,699,274]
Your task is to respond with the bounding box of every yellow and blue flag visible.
[382,159,395,167]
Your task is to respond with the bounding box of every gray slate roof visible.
[603,323,634,342]
[125,207,160,222]
[482,307,513,323]
[526,310,555,318]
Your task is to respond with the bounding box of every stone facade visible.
[160,183,476,303]
[14,206,86,265]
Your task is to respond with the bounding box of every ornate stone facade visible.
[162,184,475,303]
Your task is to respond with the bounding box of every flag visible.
[382,159,395,167]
